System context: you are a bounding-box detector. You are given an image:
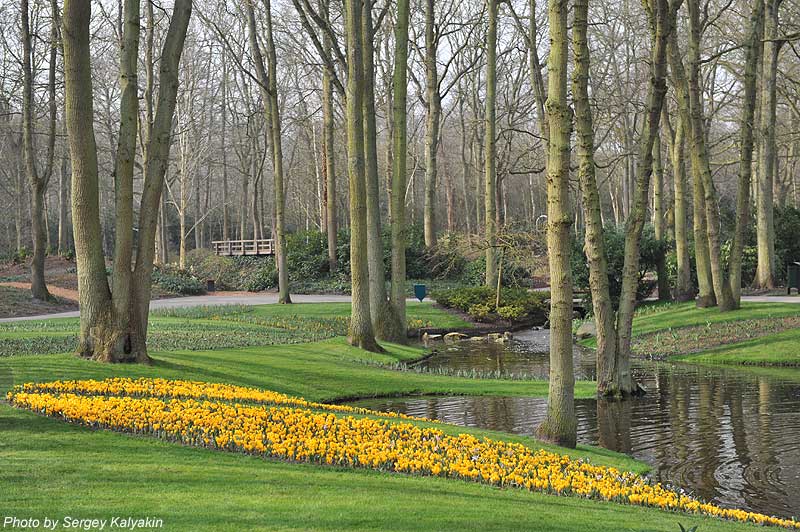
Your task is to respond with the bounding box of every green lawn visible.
[245,301,472,329]
[0,302,470,357]
[0,301,769,530]
[579,302,800,366]
[1,338,600,403]
[674,327,800,366]
[0,404,757,532]
[631,301,800,336]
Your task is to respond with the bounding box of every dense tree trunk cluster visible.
[1,0,799,446]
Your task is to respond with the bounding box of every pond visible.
[351,330,800,519]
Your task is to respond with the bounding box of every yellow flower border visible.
[7,379,799,529]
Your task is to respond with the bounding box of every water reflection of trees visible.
[597,399,632,453]
[357,358,800,518]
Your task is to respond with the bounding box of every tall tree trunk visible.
[322,0,337,271]
[363,0,402,341]
[666,26,715,307]
[110,0,140,345]
[615,0,675,371]
[263,0,291,304]
[21,0,54,301]
[247,0,291,303]
[572,0,631,399]
[663,108,693,301]
[422,0,440,248]
[130,0,192,357]
[345,0,380,352]
[729,0,764,304]
[64,0,191,362]
[484,0,498,288]
[755,0,782,289]
[389,0,410,346]
[221,57,230,241]
[686,0,734,310]
[64,0,119,360]
[457,92,472,236]
[536,0,576,448]
[652,130,670,300]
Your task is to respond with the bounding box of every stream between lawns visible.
[348,329,800,519]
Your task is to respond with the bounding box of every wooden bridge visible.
[212,239,275,256]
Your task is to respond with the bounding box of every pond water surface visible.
[351,330,800,519]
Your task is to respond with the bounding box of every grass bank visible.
[0,301,767,530]
[580,301,800,366]
[0,403,756,532]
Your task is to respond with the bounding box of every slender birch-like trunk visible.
[422,0,441,248]
[484,0,498,288]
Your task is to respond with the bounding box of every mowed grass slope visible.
[631,301,800,336]
[0,404,758,532]
[580,301,800,366]
[0,302,767,530]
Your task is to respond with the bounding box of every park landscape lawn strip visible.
[580,301,800,366]
[672,328,800,366]
[0,404,757,532]
[0,300,780,530]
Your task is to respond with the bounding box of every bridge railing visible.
[211,239,274,256]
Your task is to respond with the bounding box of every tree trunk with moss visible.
[666,26,715,308]
[686,0,734,310]
[729,0,764,304]
[615,0,674,370]
[572,0,624,399]
[423,0,440,248]
[389,0,411,344]
[363,0,402,341]
[572,0,617,400]
[483,0,498,288]
[536,0,576,448]
[64,0,190,363]
[345,0,381,352]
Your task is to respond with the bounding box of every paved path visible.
[0,292,354,323]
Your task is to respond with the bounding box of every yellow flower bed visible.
[7,379,799,529]
[13,377,430,422]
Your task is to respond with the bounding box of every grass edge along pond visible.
[580,301,800,366]
[0,302,783,530]
[6,377,798,530]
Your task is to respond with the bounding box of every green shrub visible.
[185,249,242,290]
[435,286,548,325]
[152,265,204,295]
[497,305,526,321]
[468,303,492,321]
[242,260,278,292]
[775,206,800,282]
